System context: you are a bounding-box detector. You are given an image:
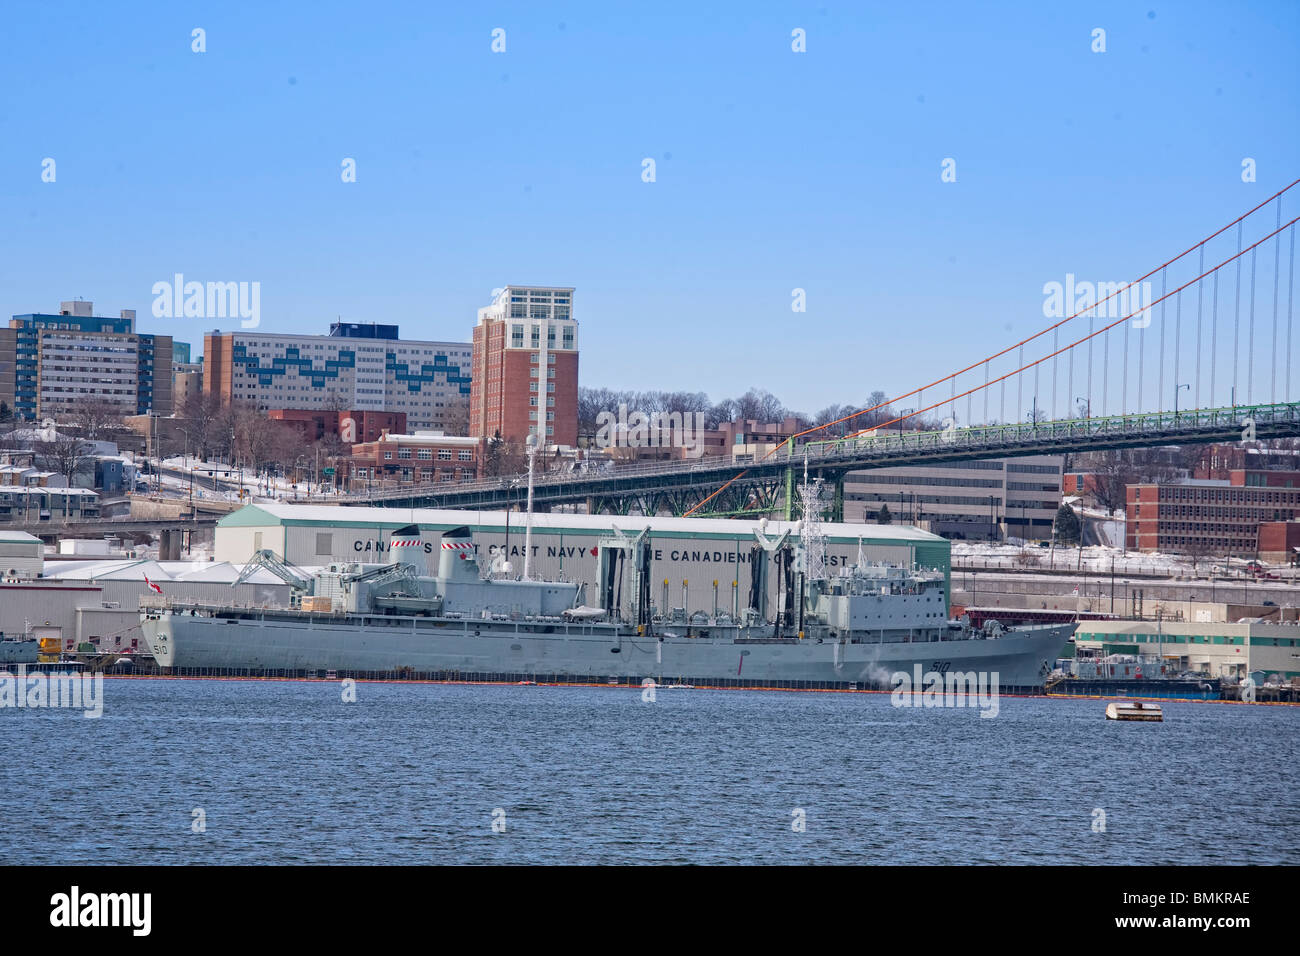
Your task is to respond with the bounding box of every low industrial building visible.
[342,431,479,492]
[214,503,952,618]
[1073,619,1300,681]
[0,560,293,658]
[0,529,43,578]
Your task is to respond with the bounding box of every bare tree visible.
[707,398,737,429]
[1090,452,1140,516]
[31,430,93,486]
[441,394,471,437]
[177,391,226,462]
[728,388,784,423]
[68,398,128,442]
[1184,537,1215,575]
[482,431,527,478]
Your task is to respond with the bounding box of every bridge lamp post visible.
[897,409,914,440]
[1076,397,1089,419]
[1175,383,1190,417]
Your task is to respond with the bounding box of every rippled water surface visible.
[2,678,1296,865]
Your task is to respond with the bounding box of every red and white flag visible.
[145,574,162,594]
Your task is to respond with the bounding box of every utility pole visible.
[1110,557,1116,615]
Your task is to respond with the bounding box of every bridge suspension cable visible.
[683,180,1300,518]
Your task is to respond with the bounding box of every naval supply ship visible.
[140,520,1074,692]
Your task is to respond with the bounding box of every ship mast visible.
[797,456,827,582]
[522,433,538,581]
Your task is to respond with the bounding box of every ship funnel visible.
[388,524,425,569]
[437,525,480,581]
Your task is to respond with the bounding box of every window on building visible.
[438,449,452,460]
[458,450,472,460]
[398,448,412,459]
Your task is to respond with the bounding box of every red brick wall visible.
[470,319,578,446]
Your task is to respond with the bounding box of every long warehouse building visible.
[215,504,952,618]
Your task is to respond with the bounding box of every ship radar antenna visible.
[797,455,827,581]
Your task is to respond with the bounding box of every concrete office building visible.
[843,455,1064,541]
[203,322,471,431]
[1,301,173,420]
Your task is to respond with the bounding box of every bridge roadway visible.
[327,402,1300,519]
[4,514,221,539]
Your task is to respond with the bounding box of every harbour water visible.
[1,679,1296,866]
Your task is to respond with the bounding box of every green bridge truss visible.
[333,402,1300,520]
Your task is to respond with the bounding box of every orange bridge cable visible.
[683,468,751,517]
[782,177,1300,448]
[684,199,1300,518]
[857,214,1300,436]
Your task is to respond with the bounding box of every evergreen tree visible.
[1054,502,1081,544]
[877,504,892,525]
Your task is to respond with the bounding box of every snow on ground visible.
[950,540,1296,580]
[149,455,336,503]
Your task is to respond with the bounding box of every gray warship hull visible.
[0,640,39,665]
[140,611,1073,692]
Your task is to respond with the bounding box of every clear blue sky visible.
[1,1,1297,414]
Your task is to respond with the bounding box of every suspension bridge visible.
[335,179,1300,519]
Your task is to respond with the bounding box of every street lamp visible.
[1174,383,1190,416]
[177,426,194,516]
[1076,397,1090,419]
[897,408,914,440]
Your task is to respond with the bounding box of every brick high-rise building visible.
[469,286,578,447]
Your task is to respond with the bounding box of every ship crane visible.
[341,561,419,594]
[232,550,313,595]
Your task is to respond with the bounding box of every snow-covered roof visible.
[41,559,285,585]
[221,502,946,544]
[0,530,41,544]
